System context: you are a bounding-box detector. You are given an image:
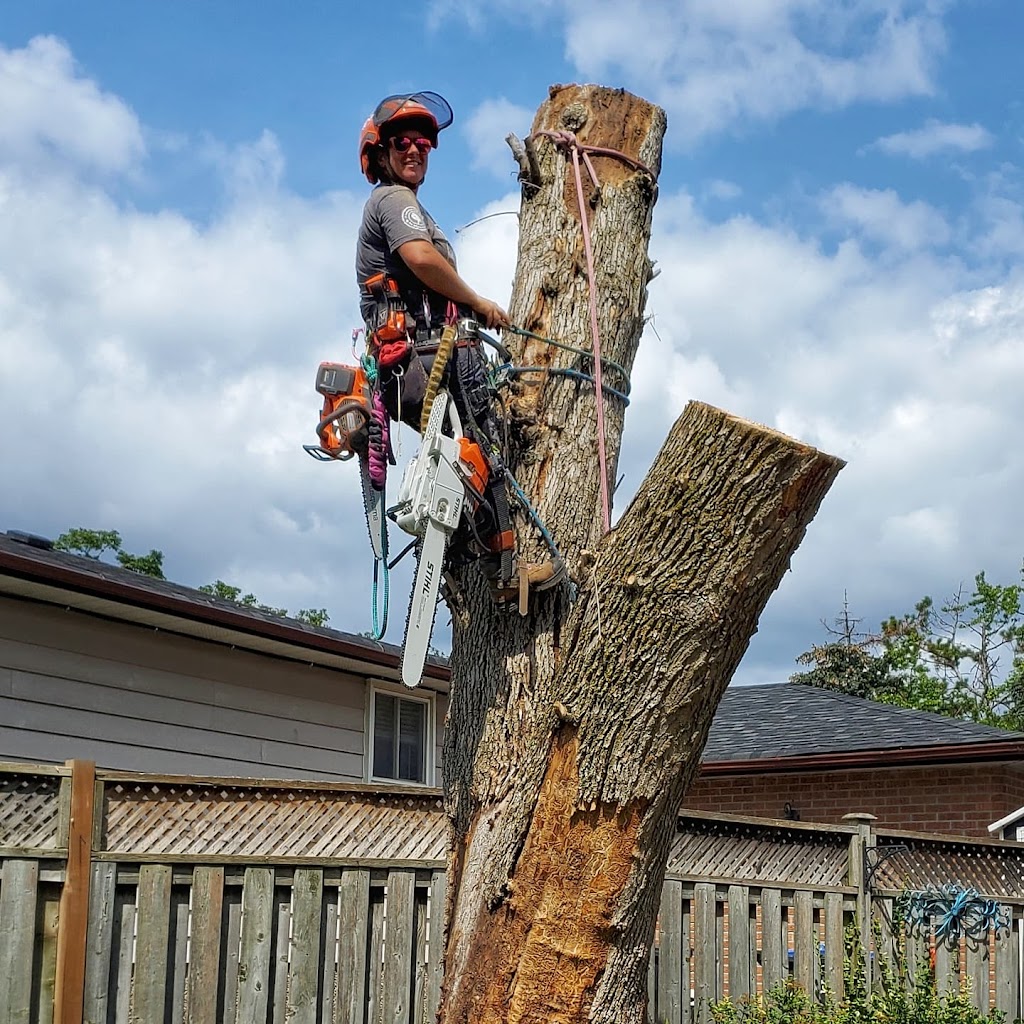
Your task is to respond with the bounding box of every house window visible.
[370,687,432,784]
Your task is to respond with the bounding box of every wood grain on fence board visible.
[727,885,751,1001]
[693,882,716,1024]
[319,883,340,1024]
[36,885,61,1024]
[134,864,172,1023]
[995,914,1019,1019]
[366,887,386,1024]
[236,867,274,1024]
[824,891,844,1000]
[288,868,324,1024]
[966,935,989,1011]
[0,858,40,1024]
[761,888,784,994]
[112,889,136,1024]
[794,890,814,995]
[381,869,416,1024]
[658,879,684,1024]
[83,862,117,1024]
[425,870,445,1023]
[338,868,371,1024]
[188,866,224,1024]
[272,888,291,1024]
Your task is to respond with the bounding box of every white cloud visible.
[463,98,536,181]
[430,0,948,142]
[820,184,950,251]
[0,36,144,174]
[870,119,993,159]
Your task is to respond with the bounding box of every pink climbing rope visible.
[532,129,657,534]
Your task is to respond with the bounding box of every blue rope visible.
[369,509,389,640]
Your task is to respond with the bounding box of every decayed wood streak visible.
[54,759,95,1024]
[442,82,842,1024]
[337,868,371,1022]
[188,867,224,1024]
[82,862,117,1023]
[237,867,274,1023]
[288,868,324,1024]
[134,864,172,1022]
[0,859,39,1024]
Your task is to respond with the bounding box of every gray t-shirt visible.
[356,185,458,329]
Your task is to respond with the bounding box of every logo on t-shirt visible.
[401,206,426,231]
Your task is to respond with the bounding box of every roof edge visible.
[0,544,451,682]
[701,739,1024,775]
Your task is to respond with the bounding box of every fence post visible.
[843,812,877,994]
[53,759,96,1024]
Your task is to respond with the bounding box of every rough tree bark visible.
[439,84,844,1024]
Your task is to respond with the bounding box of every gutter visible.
[0,542,451,684]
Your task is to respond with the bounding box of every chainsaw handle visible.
[317,397,370,435]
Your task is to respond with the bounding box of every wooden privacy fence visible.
[3,761,1024,1024]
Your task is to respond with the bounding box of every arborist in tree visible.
[356,91,511,433]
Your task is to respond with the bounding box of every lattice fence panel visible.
[0,771,64,850]
[873,832,1024,896]
[101,781,448,861]
[669,816,851,888]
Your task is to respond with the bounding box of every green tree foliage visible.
[53,528,123,560]
[198,580,287,618]
[792,568,1024,729]
[115,549,165,579]
[54,527,164,579]
[54,528,332,627]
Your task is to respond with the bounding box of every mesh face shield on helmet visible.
[359,91,454,183]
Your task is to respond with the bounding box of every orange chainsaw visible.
[304,362,387,563]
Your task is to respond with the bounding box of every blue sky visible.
[2,1,1023,686]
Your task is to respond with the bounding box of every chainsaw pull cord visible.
[530,129,657,534]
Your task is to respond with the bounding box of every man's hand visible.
[473,297,511,331]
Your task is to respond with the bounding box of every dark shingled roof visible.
[703,683,1024,763]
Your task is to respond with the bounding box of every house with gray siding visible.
[4,529,1024,837]
[0,530,447,785]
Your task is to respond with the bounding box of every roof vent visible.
[5,530,54,550]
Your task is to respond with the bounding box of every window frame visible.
[366,680,436,786]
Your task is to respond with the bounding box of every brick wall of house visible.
[684,762,1024,837]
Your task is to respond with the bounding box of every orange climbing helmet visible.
[359,91,454,183]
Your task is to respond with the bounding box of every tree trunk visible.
[439,85,844,1024]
